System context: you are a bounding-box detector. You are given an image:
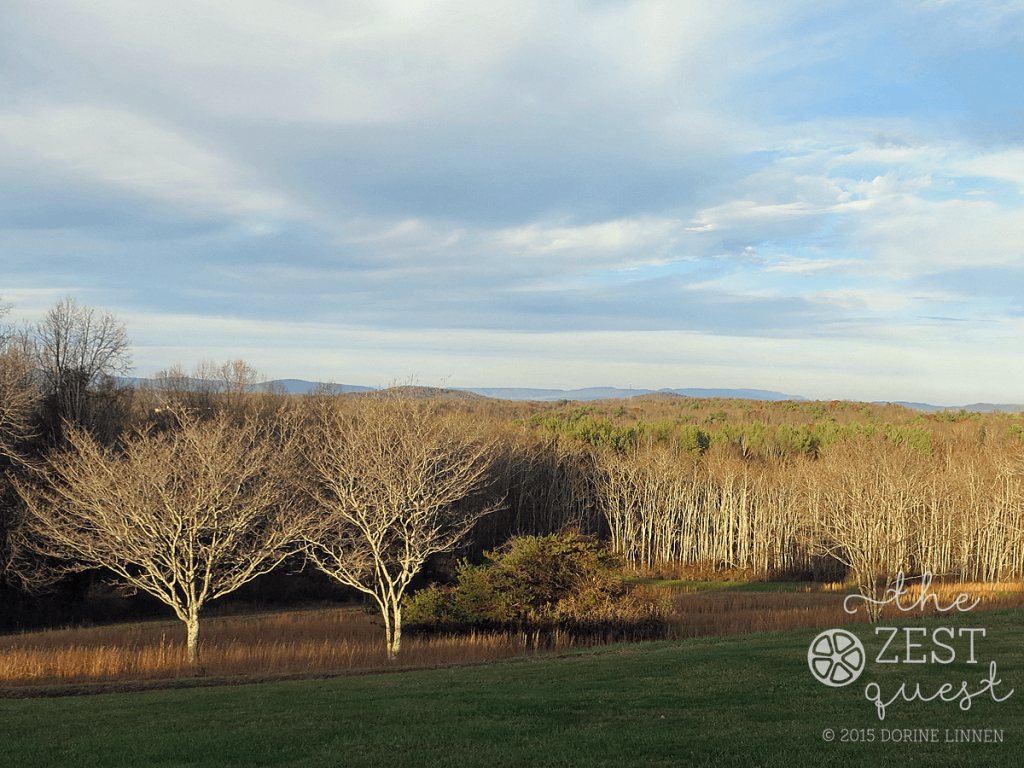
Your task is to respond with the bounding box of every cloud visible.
[492,217,684,270]
[4,0,1024,403]
[764,258,861,276]
[952,150,1024,189]
[13,0,781,126]
[0,104,291,219]
[8,0,533,124]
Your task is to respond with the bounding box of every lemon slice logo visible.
[808,629,865,687]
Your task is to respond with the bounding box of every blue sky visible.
[2,0,1024,404]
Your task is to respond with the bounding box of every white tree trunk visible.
[387,602,402,662]
[186,613,201,665]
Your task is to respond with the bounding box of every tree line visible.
[4,296,1024,666]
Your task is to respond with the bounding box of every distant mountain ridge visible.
[265,381,806,402]
[878,401,1024,413]
[270,380,373,395]
[137,377,1023,411]
[459,386,806,402]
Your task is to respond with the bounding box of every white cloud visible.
[9,0,815,130]
[857,196,1024,274]
[0,104,291,217]
[687,200,824,233]
[951,150,1024,190]
[764,258,861,275]
[14,0,541,124]
[684,131,1024,280]
[495,217,682,260]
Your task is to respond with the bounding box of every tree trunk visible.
[186,613,201,665]
[387,603,402,662]
[858,572,889,623]
[379,597,402,663]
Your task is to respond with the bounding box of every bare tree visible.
[0,299,40,589]
[214,359,262,394]
[0,297,8,345]
[213,359,285,417]
[11,406,305,664]
[0,346,39,466]
[300,397,501,661]
[31,296,132,444]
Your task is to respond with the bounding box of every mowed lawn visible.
[2,608,1022,768]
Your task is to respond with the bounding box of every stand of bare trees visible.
[143,359,285,421]
[592,431,1024,607]
[801,438,928,618]
[0,347,39,467]
[598,445,805,575]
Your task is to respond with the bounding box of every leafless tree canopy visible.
[29,296,132,445]
[0,345,40,465]
[34,295,132,389]
[1,300,40,582]
[300,397,502,660]
[12,407,306,662]
[802,437,929,619]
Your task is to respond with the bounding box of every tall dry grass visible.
[663,580,1024,639]
[0,607,579,687]
[5,581,1023,688]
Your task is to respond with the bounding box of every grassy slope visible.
[1,607,1021,768]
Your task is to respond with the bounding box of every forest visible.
[3,296,1024,671]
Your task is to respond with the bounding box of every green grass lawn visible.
[2,607,1021,767]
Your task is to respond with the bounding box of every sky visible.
[2,0,1024,405]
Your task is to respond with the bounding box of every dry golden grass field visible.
[3,578,1022,691]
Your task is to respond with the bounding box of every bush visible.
[404,531,670,638]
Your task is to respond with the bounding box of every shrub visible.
[404,531,670,638]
